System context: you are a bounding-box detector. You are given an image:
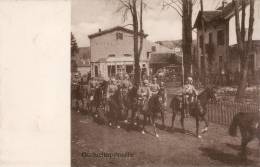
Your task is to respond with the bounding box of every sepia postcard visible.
[71,0,260,167]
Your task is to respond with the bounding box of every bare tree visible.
[163,0,198,82]
[233,0,255,101]
[71,33,79,72]
[115,0,146,86]
[199,0,207,85]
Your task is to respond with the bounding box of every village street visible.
[71,83,260,167]
[71,105,260,167]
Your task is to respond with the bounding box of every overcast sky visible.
[72,0,230,47]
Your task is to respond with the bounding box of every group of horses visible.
[72,79,218,138]
[72,79,260,161]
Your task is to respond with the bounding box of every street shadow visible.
[165,127,197,137]
[226,143,259,157]
[199,147,257,166]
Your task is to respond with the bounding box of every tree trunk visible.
[182,0,193,81]
[132,1,141,86]
[200,0,207,85]
[236,0,255,101]
[138,0,144,84]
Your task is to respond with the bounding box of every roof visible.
[149,53,181,65]
[156,40,182,50]
[194,0,249,28]
[88,26,148,39]
[75,47,91,67]
[156,40,197,50]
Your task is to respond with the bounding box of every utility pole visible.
[200,0,207,86]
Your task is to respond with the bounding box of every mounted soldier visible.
[158,81,167,128]
[182,76,198,117]
[137,80,151,114]
[149,77,160,97]
[120,73,133,95]
[107,77,118,99]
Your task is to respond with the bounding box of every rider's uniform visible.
[149,82,160,97]
[107,82,118,99]
[137,84,151,111]
[120,79,133,93]
[182,83,198,116]
[183,83,198,103]
[159,86,167,109]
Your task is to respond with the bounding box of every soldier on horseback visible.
[107,77,119,127]
[136,79,151,127]
[182,77,198,117]
[107,77,118,99]
[120,73,133,94]
[149,77,160,97]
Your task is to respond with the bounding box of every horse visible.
[170,95,184,131]
[91,80,109,117]
[121,86,139,124]
[229,112,260,160]
[78,76,92,113]
[71,81,81,112]
[170,87,217,138]
[107,87,127,128]
[141,90,166,138]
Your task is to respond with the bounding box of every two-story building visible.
[88,26,175,79]
[194,0,260,80]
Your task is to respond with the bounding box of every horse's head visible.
[205,87,217,103]
[156,91,165,106]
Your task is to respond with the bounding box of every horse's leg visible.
[142,113,146,134]
[180,108,185,132]
[240,128,249,161]
[201,110,209,133]
[171,108,176,129]
[196,116,201,138]
[161,110,165,129]
[153,116,159,138]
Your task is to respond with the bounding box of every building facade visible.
[88,26,174,79]
[194,0,260,79]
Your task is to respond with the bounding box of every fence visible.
[207,101,260,126]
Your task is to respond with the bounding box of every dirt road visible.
[71,110,260,167]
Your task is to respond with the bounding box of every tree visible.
[163,0,198,82]
[115,0,146,86]
[71,33,79,72]
[233,0,255,101]
[199,0,207,85]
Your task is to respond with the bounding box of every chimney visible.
[98,28,101,32]
[222,0,227,9]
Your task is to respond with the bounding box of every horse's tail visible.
[229,112,241,137]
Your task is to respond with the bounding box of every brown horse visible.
[229,112,260,160]
[170,87,217,138]
[107,87,127,128]
[141,91,166,138]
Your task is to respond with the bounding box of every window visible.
[217,30,225,46]
[124,54,131,57]
[209,32,213,44]
[151,46,156,52]
[199,35,204,49]
[219,56,223,64]
[147,52,150,59]
[108,54,115,57]
[116,32,123,40]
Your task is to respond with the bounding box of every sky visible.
[72,0,229,47]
